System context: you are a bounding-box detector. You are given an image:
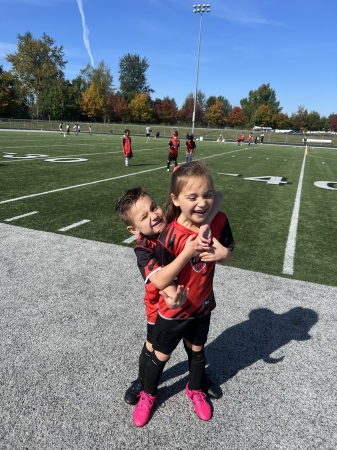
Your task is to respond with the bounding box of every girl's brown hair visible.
[165,161,214,224]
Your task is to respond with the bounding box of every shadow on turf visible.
[157,306,318,405]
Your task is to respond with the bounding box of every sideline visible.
[282,150,307,275]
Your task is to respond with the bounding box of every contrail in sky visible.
[76,0,94,67]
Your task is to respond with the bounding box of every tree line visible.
[1,32,336,132]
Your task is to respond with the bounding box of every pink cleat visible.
[133,391,157,427]
[186,384,212,421]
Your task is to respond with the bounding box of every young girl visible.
[185,133,196,163]
[133,161,235,427]
[122,129,133,167]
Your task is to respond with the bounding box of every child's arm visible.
[197,191,223,248]
[148,235,200,291]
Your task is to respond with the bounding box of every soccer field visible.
[1,130,336,287]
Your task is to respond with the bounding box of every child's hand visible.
[198,224,212,249]
[199,237,233,263]
[160,285,189,309]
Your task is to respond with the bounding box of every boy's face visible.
[127,195,166,238]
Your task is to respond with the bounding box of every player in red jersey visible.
[185,133,196,163]
[166,130,180,172]
[122,129,133,167]
[115,187,222,406]
[133,161,234,426]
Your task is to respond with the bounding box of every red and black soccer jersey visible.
[168,137,180,158]
[185,139,196,155]
[123,136,132,158]
[134,233,161,324]
[157,212,234,320]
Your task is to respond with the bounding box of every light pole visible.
[192,3,210,135]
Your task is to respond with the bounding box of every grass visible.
[1,129,336,287]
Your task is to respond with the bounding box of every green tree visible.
[228,106,245,128]
[254,104,273,127]
[6,32,67,118]
[118,53,154,103]
[290,106,308,131]
[128,93,153,123]
[154,97,178,124]
[306,111,321,131]
[240,83,281,126]
[0,67,29,118]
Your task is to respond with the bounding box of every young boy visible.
[185,133,196,163]
[167,131,180,172]
[115,188,223,405]
[122,129,133,167]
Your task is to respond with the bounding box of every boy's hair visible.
[115,187,150,226]
[124,129,130,134]
[165,161,214,224]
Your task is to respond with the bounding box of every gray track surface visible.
[1,223,337,450]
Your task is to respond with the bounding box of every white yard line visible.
[123,235,138,244]
[4,211,39,222]
[0,149,243,204]
[282,152,307,275]
[58,220,91,232]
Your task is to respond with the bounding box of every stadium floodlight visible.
[192,4,211,135]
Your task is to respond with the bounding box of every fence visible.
[0,118,336,147]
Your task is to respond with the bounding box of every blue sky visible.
[1,0,336,117]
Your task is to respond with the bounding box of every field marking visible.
[282,152,307,275]
[123,235,138,244]
[4,211,38,222]
[58,220,91,232]
[0,149,244,205]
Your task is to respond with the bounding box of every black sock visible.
[188,348,206,391]
[138,343,151,383]
[183,340,192,370]
[144,352,167,396]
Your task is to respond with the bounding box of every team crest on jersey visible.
[190,256,206,273]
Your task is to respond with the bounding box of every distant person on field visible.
[254,135,259,145]
[145,125,152,143]
[66,124,70,135]
[59,122,63,133]
[248,133,253,146]
[260,132,264,144]
[185,133,196,163]
[167,131,180,171]
[78,125,81,133]
[122,129,133,167]
[236,132,245,145]
[88,125,92,135]
[73,124,78,135]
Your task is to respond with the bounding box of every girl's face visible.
[171,176,214,226]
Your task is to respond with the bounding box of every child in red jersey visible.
[132,161,234,427]
[185,133,196,163]
[122,129,133,167]
[115,187,223,406]
[166,130,180,171]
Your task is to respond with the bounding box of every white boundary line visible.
[4,211,39,222]
[58,220,91,232]
[0,149,243,204]
[282,152,307,275]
